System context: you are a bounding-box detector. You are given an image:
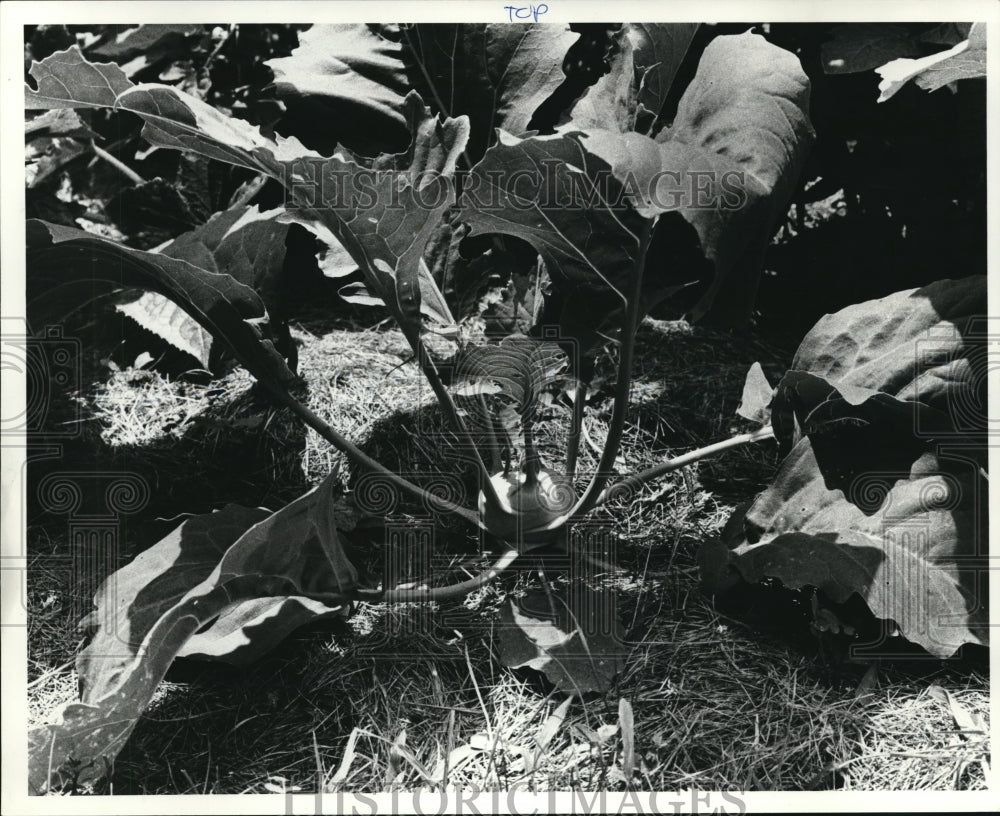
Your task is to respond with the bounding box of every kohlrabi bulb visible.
[478,468,576,548]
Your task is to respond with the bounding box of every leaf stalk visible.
[561,218,655,521]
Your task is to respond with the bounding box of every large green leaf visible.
[782,277,984,408]
[701,438,988,658]
[656,30,813,325]
[29,479,359,793]
[118,205,291,368]
[267,23,580,158]
[76,504,270,702]
[707,277,988,659]
[27,47,318,176]
[27,220,297,388]
[266,24,413,143]
[769,277,986,493]
[117,82,316,176]
[25,45,133,109]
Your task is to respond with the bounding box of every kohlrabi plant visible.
[23,23,987,793]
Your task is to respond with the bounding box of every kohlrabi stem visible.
[352,548,520,603]
[565,379,588,483]
[562,219,654,522]
[595,425,776,508]
[265,383,481,526]
[523,420,540,485]
[92,143,145,185]
[407,332,507,512]
[478,392,502,471]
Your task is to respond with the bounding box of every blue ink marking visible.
[504,4,548,23]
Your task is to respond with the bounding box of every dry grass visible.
[25,317,990,794]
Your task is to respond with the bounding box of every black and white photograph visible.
[1,1,996,812]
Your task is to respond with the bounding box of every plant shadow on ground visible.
[25,303,989,794]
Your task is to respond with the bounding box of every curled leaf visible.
[877,23,986,102]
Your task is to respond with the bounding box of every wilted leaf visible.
[26,108,96,138]
[535,695,573,750]
[618,698,635,778]
[497,581,626,694]
[702,438,988,659]
[927,684,986,738]
[30,479,360,792]
[736,362,773,425]
[27,219,297,389]
[877,23,986,102]
[567,24,697,132]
